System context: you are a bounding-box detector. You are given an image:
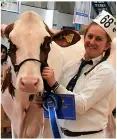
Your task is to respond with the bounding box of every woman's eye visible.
[87,34,92,39]
[1,50,6,54]
[96,37,102,41]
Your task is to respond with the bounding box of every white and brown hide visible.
[1,11,81,138]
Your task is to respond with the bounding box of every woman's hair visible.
[1,44,8,64]
[84,22,112,62]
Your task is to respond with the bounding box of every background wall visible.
[53,10,74,30]
[1,1,115,47]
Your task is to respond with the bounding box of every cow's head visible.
[2,11,81,96]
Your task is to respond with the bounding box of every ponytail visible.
[100,48,111,62]
[84,48,111,75]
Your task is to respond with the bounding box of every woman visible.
[1,44,9,85]
[1,44,8,64]
[42,10,116,138]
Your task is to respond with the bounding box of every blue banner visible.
[42,92,76,138]
[44,94,76,120]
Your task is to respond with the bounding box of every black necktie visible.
[66,59,93,91]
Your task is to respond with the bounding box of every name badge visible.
[44,94,76,120]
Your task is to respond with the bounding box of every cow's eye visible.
[60,36,64,39]
[8,39,18,49]
[8,39,11,42]
[8,43,17,55]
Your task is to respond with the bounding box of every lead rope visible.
[41,63,63,138]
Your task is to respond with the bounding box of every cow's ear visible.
[52,29,81,47]
[44,22,60,35]
[4,23,14,38]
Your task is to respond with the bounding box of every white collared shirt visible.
[56,55,116,132]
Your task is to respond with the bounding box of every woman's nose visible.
[90,38,95,45]
[1,53,4,56]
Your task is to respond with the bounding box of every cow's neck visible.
[20,101,44,138]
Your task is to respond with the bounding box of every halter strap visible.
[14,58,45,72]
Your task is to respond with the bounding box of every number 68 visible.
[100,15,114,28]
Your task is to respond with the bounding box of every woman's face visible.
[84,24,110,60]
[1,48,7,60]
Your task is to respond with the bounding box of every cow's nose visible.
[20,77,40,92]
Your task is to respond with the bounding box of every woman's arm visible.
[42,65,115,114]
[55,65,115,114]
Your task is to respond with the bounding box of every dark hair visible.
[84,22,112,61]
[1,44,8,65]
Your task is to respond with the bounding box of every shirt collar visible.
[82,55,103,65]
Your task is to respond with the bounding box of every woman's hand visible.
[33,95,45,108]
[42,67,56,87]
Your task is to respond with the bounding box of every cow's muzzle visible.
[19,77,40,93]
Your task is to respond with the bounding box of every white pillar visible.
[53,10,59,29]
[44,10,54,28]
[44,2,55,28]
[47,1,55,10]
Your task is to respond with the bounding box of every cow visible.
[1,11,116,138]
[1,11,81,138]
